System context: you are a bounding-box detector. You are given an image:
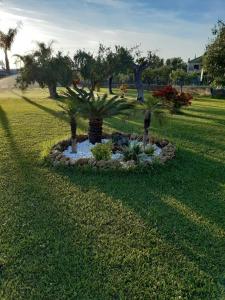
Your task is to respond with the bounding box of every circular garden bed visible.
[48,132,176,171]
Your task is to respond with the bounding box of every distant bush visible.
[91,142,112,161]
[119,84,128,98]
[153,85,192,113]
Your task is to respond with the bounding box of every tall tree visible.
[143,65,170,86]
[74,49,105,91]
[166,57,187,71]
[204,20,225,86]
[102,45,133,94]
[0,27,18,73]
[131,48,163,102]
[170,69,188,92]
[16,42,74,98]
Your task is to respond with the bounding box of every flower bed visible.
[48,133,176,170]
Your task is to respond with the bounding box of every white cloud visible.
[0,1,212,69]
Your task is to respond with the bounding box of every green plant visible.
[59,99,79,153]
[65,87,134,144]
[139,94,167,148]
[119,84,128,98]
[144,144,155,156]
[91,142,112,161]
[0,27,18,73]
[123,141,142,162]
[153,85,192,114]
[16,42,73,98]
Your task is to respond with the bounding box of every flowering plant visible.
[153,85,192,113]
[120,84,128,98]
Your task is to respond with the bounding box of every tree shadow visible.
[11,91,68,122]
[181,111,225,126]
[0,107,106,298]
[0,106,222,298]
[55,148,225,294]
[10,91,88,133]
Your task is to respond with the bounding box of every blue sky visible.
[0,0,224,67]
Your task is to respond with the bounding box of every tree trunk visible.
[89,118,103,144]
[90,80,97,92]
[108,75,114,94]
[70,116,77,153]
[180,84,183,93]
[134,67,144,102]
[4,49,10,74]
[48,84,58,99]
[143,110,151,148]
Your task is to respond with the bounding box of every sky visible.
[0,0,224,68]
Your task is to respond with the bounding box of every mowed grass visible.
[0,87,225,299]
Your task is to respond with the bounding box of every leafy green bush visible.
[91,142,112,161]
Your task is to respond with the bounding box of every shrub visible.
[91,142,112,161]
[120,84,128,98]
[123,142,142,162]
[153,85,192,113]
[144,144,155,156]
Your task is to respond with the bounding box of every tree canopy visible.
[0,27,18,72]
[204,20,225,86]
[16,42,74,98]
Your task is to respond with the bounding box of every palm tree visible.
[65,87,134,144]
[0,27,18,73]
[62,87,92,152]
[140,95,167,148]
[60,99,79,153]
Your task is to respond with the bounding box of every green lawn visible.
[0,88,225,299]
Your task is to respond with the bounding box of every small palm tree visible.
[65,87,134,144]
[0,27,18,73]
[140,95,167,148]
[60,99,80,153]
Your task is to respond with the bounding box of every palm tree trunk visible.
[143,110,151,148]
[4,49,10,74]
[48,83,58,99]
[89,118,103,144]
[108,75,114,94]
[70,116,77,153]
[134,67,144,102]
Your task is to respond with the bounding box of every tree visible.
[74,49,105,91]
[65,87,134,144]
[166,57,187,71]
[139,95,166,148]
[131,48,163,102]
[60,90,91,152]
[170,69,188,92]
[0,27,18,73]
[143,65,171,86]
[16,42,74,99]
[204,20,225,87]
[105,45,133,94]
[0,60,5,69]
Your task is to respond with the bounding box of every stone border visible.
[48,133,176,170]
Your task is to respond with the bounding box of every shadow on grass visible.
[55,147,225,294]
[0,106,222,298]
[181,111,225,126]
[11,91,88,133]
[11,91,68,122]
[0,106,107,298]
